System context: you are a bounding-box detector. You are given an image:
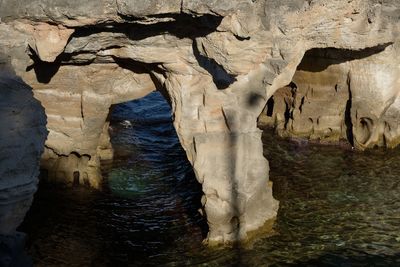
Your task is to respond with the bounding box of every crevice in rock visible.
[266,96,274,117]
[345,72,354,146]
[72,13,223,41]
[299,96,305,114]
[283,100,291,130]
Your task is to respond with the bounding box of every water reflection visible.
[20,92,400,266]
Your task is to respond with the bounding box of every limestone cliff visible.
[0,0,399,244]
[259,45,400,149]
[0,68,47,265]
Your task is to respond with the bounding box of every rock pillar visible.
[161,69,279,244]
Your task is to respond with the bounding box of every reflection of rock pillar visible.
[164,72,278,244]
[0,73,47,265]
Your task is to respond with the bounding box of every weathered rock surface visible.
[0,68,47,266]
[0,0,399,244]
[259,44,400,149]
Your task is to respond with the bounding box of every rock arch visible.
[0,0,399,245]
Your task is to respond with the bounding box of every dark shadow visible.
[345,74,354,146]
[25,47,63,84]
[246,92,265,108]
[266,96,275,117]
[297,43,393,72]
[192,42,236,89]
[112,56,154,74]
[72,13,223,41]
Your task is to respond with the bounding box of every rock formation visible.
[0,63,47,265]
[0,0,399,244]
[259,45,400,149]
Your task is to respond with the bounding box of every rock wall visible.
[259,44,400,149]
[0,0,399,244]
[0,69,47,266]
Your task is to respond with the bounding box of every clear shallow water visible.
[20,92,400,266]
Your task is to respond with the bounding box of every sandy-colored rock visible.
[30,23,74,62]
[259,45,400,149]
[0,0,399,245]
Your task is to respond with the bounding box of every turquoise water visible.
[20,92,400,266]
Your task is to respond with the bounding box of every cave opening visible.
[100,90,208,257]
[253,44,400,265]
[258,44,394,148]
[20,90,210,265]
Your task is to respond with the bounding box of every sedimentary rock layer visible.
[0,0,399,244]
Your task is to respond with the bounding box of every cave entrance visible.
[259,48,356,146]
[253,44,400,264]
[259,44,396,149]
[99,90,208,253]
[102,91,197,197]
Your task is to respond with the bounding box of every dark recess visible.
[297,43,393,72]
[266,96,275,117]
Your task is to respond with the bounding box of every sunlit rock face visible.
[259,45,400,150]
[0,0,399,244]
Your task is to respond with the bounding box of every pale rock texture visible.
[29,23,74,62]
[0,0,399,244]
[259,45,400,149]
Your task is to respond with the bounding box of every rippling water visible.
[20,92,400,266]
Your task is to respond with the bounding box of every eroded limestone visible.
[259,44,400,149]
[0,0,399,244]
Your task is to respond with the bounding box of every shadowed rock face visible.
[0,72,47,235]
[0,0,399,244]
[0,70,47,266]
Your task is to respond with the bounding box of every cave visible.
[259,44,400,150]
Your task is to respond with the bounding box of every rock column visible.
[160,67,279,244]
